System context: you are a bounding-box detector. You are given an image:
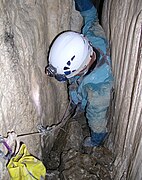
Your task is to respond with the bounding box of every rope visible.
[47,101,74,135]
[17,100,73,137]
[0,101,74,160]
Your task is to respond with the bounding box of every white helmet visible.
[47,31,93,81]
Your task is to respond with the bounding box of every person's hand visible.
[69,90,79,105]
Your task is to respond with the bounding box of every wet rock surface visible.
[44,114,115,180]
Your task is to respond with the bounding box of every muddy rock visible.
[44,117,114,180]
[60,148,113,180]
[64,120,84,151]
[43,120,84,170]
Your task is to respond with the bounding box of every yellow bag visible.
[7,144,46,180]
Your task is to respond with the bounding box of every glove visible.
[74,0,93,12]
[69,90,79,105]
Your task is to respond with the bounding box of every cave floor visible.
[44,113,115,180]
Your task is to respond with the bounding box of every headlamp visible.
[45,65,67,82]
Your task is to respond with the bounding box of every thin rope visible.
[17,100,74,137]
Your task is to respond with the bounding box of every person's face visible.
[75,51,96,76]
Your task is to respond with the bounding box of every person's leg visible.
[84,82,112,147]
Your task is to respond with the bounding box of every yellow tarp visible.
[7,144,46,180]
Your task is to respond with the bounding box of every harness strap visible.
[95,47,111,67]
[0,135,13,160]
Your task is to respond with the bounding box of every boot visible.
[83,132,108,147]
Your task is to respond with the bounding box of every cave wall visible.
[102,0,142,179]
[0,0,81,179]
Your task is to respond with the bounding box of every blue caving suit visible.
[69,0,114,146]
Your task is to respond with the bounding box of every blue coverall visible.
[69,0,114,146]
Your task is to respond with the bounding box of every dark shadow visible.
[92,0,104,24]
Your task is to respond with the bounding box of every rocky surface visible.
[0,1,75,178]
[44,115,115,180]
[103,0,142,179]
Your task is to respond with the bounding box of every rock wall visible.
[0,0,81,179]
[102,0,142,179]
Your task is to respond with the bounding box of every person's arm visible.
[74,0,109,55]
[74,0,93,12]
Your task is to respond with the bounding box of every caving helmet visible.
[45,31,94,81]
